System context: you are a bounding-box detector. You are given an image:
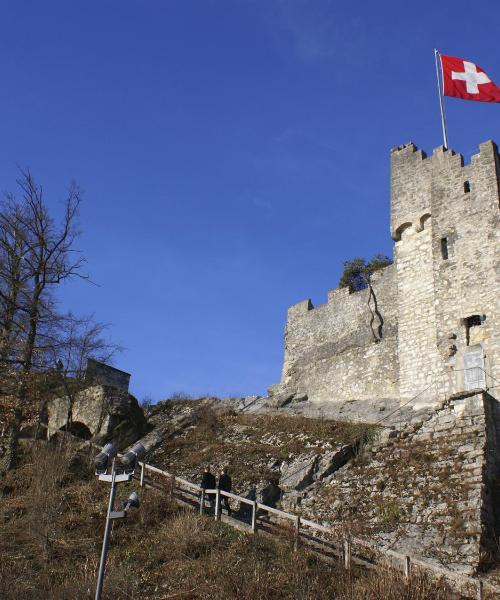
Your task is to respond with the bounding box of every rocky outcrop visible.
[138,398,378,505]
[134,402,203,454]
[279,444,354,493]
[46,385,147,450]
[280,454,318,492]
[206,391,435,428]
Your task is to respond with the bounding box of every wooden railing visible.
[138,461,499,600]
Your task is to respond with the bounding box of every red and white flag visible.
[441,54,500,102]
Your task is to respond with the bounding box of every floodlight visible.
[94,443,118,472]
[122,491,140,510]
[120,443,146,471]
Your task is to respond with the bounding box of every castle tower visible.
[391,141,500,408]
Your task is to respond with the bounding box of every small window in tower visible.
[464,181,470,193]
[465,315,483,346]
[440,237,449,260]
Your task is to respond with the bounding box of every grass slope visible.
[0,438,454,600]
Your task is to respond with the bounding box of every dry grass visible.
[152,405,378,493]
[0,439,465,599]
[237,413,378,445]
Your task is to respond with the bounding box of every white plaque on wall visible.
[463,349,486,390]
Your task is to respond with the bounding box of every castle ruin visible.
[272,141,499,416]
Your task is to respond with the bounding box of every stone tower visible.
[391,141,500,408]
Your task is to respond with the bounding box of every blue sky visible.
[0,1,498,402]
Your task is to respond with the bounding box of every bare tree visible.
[0,170,122,380]
[0,198,31,364]
[45,312,123,376]
[1,171,87,370]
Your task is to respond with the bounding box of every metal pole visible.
[95,461,117,600]
[434,49,449,149]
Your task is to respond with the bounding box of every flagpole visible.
[434,48,449,149]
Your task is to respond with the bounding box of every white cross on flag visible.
[441,54,500,102]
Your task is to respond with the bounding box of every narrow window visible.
[440,237,449,260]
[465,315,483,346]
[464,181,470,193]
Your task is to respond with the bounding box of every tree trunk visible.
[0,287,19,363]
[23,278,42,372]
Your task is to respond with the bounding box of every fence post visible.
[477,580,484,600]
[294,516,301,551]
[215,489,221,521]
[251,501,257,533]
[404,556,411,583]
[139,462,145,488]
[343,536,351,570]
[199,489,205,515]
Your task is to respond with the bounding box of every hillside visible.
[148,398,377,494]
[0,437,455,600]
[141,394,500,586]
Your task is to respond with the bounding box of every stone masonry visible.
[295,391,500,575]
[85,358,131,392]
[272,141,500,414]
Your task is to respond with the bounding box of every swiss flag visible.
[441,54,500,102]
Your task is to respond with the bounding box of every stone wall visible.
[300,391,498,575]
[85,358,131,392]
[278,264,398,405]
[431,142,500,400]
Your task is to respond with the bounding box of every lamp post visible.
[94,443,145,600]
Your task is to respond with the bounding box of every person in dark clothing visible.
[200,466,216,509]
[217,467,232,516]
[259,478,282,518]
[261,479,281,507]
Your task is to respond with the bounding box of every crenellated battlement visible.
[391,138,498,164]
[287,298,314,320]
[390,141,428,160]
[287,264,395,322]
[391,140,499,241]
